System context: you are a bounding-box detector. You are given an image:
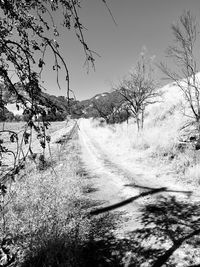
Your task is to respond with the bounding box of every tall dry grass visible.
[0,131,85,264]
[88,81,200,186]
[0,126,129,266]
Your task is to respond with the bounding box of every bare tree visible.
[118,53,160,131]
[160,11,200,136]
[92,95,124,124]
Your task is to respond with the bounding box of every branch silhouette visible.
[89,185,192,215]
[123,194,200,266]
[152,227,200,267]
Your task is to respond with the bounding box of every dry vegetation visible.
[1,85,200,266]
[1,122,88,265]
[79,111,200,266]
[88,79,200,189]
[0,121,133,267]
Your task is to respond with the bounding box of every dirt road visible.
[78,119,195,234]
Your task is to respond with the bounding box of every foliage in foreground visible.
[0,0,103,196]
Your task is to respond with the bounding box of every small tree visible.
[92,97,117,123]
[160,11,200,136]
[119,54,160,131]
[91,91,126,124]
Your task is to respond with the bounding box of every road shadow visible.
[17,179,200,267]
[125,195,200,267]
[20,210,132,267]
[87,184,200,266]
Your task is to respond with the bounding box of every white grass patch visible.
[79,118,191,193]
[185,165,200,186]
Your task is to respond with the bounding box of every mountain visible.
[1,79,128,122]
[70,90,128,123]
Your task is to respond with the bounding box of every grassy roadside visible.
[87,85,200,188]
[0,123,131,267]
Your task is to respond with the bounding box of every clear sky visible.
[41,0,200,100]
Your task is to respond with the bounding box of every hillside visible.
[1,82,72,121]
[70,90,127,122]
[3,82,126,122]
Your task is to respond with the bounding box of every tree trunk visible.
[152,228,200,267]
[126,110,129,124]
[141,109,144,129]
[136,115,140,131]
[197,117,200,139]
[151,245,178,267]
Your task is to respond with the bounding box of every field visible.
[0,121,70,174]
